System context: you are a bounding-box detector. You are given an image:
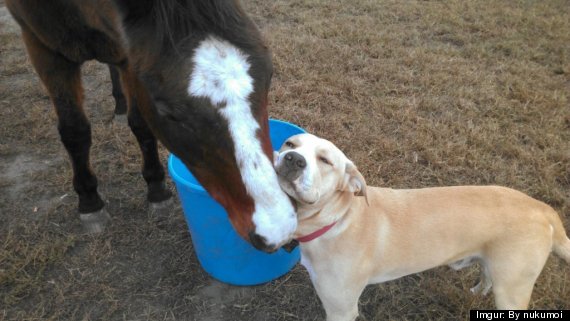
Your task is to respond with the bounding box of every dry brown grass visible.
[1,0,569,320]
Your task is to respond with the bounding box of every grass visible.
[1,0,569,320]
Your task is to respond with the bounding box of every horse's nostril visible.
[248,231,273,252]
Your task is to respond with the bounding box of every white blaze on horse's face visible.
[188,36,297,249]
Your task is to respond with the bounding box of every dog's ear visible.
[273,151,279,166]
[341,162,369,205]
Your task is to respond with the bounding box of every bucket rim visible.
[168,154,209,195]
[266,118,306,134]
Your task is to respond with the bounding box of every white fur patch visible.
[300,254,317,282]
[188,36,297,246]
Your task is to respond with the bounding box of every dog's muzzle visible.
[279,151,306,181]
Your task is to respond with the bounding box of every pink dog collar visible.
[295,221,338,243]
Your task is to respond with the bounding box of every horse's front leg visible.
[21,28,110,232]
[118,67,173,209]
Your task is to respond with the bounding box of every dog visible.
[274,133,570,321]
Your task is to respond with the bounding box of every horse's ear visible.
[341,161,369,205]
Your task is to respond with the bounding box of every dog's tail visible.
[546,207,570,264]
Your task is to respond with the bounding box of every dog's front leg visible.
[313,275,367,321]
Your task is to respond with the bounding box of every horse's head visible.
[120,0,296,252]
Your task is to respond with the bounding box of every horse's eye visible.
[285,141,295,148]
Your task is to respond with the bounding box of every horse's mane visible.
[121,0,263,52]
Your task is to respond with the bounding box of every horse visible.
[5,0,297,252]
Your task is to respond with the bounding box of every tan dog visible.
[274,133,570,321]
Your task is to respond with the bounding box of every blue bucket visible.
[168,119,304,286]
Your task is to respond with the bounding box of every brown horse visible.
[6,0,297,252]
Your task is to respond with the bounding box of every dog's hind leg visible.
[492,276,538,309]
[486,233,551,309]
[449,256,477,271]
[449,257,493,295]
[470,262,492,296]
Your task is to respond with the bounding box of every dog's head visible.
[274,133,368,206]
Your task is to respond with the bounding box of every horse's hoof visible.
[80,209,111,234]
[113,113,128,124]
[148,197,174,217]
[148,183,173,203]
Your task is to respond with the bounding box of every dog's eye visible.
[319,156,331,165]
[285,141,295,148]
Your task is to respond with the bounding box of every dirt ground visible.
[1,0,569,320]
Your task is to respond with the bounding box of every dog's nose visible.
[285,152,306,169]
